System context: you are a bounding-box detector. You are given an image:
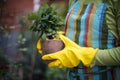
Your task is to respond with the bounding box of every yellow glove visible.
[42,35,99,68]
[37,40,42,54]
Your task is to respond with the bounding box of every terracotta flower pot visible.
[41,39,64,55]
[41,39,64,64]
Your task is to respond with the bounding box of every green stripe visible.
[101,16,108,49]
[75,4,87,44]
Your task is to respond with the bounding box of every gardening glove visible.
[37,40,42,54]
[42,34,99,68]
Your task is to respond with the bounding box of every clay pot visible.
[41,39,64,64]
[41,39,64,55]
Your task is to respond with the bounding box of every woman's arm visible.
[91,47,120,67]
[91,0,120,67]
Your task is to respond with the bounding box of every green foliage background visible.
[0,2,68,80]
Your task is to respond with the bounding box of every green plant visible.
[28,4,64,40]
[45,68,66,80]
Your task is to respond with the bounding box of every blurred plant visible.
[0,25,25,80]
[0,2,67,80]
[0,53,9,79]
[0,51,23,80]
[18,16,47,80]
[46,68,66,80]
[27,3,67,80]
[0,25,10,38]
[28,4,64,40]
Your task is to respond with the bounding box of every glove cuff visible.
[80,48,99,67]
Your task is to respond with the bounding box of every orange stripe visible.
[72,4,84,41]
[87,4,97,47]
[66,3,76,37]
[84,3,94,47]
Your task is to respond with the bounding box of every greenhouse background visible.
[0,0,68,80]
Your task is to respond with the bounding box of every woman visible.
[37,0,120,80]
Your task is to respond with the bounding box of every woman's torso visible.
[65,0,120,80]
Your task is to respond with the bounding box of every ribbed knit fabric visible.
[65,0,120,80]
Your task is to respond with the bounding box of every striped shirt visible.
[65,0,120,80]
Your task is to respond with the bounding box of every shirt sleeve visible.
[91,47,120,67]
[90,0,120,67]
[117,1,120,44]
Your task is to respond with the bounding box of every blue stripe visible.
[69,0,77,12]
[68,2,81,40]
[92,3,106,48]
[78,63,85,80]
[92,67,101,80]
[98,3,106,48]
[107,30,115,48]
[116,67,120,79]
[78,4,91,46]
[78,70,85,80]
[92,3,106,80]
[107,71,112,80]
[65,0,77,26]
